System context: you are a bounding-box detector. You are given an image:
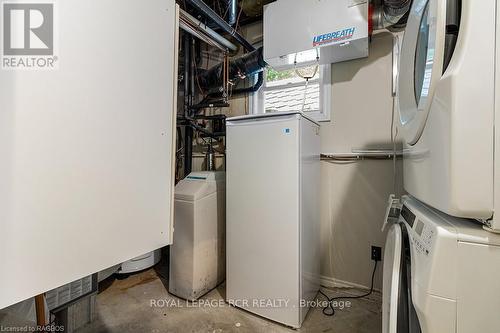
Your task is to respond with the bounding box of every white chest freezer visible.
[226,112,321,328]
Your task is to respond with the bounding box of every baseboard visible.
[320,275,381,293]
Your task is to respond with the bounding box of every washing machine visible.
[382,196,500,333]
[397,0,496,222]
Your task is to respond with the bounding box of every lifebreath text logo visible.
[312,27,356,47]
[1,1,58,70]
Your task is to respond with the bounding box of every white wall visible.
[320,32,404,290]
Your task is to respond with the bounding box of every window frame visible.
[250,64,332,122]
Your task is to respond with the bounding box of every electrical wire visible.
[318,260,378,317]
[390,95,399,195]
[301,79,310,113]
[293,50,320,113]
[391,34,401,195]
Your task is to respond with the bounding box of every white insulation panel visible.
[0,0,178,309]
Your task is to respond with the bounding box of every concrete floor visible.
[77,268,382,333]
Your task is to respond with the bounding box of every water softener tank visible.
[169,172,226,301]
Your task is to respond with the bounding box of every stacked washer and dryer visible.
[383,0,500,332]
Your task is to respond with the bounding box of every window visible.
[251,64,332,122]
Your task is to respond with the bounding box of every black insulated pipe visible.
[195,72,264,103]
[231,71,264,96]
[185,0,255,52]
[198,47,266,89]
[186,0,264,104]
[227,0,237,26]
[193,70,264,105]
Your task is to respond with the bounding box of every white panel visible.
[457,242,500,333]
[226,114,301,327]
[494,0,500,231]
[0,0,178,309]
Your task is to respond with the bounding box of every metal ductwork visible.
[372,0,413,31]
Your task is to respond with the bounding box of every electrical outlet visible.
[371,246,382,261]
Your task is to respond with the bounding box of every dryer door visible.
[382,223,402,333]
[383,223,422,333]
[401,223,423,333]
[398,0,446,145]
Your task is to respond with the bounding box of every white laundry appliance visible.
[226,112,320,328]
[397,0,499,228]
[383,196,500,333]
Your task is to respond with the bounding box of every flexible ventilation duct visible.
[372,0,413,31]
[383,0,412,24]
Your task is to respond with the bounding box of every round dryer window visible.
[397,0,446,145]
[414,2,432,106]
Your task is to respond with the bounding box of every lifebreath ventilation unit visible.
[263,0,369,69]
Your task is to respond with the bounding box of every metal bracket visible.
[483,217,500,234]
[321,148,403,161]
